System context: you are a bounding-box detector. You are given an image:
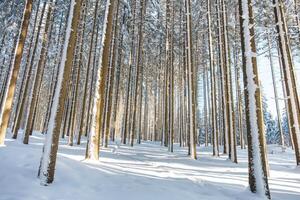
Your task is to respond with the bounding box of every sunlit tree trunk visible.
[0,0,33,145]
[77,0,99,145]
[111,5,126,142]
[219,0,236,162]
[274,0,300,165]
[122,0,136,145]
[68,2,87,146]
[12,0,43,139]
[185,0,197,159]
[87,0,115,160]
[215,0,227,154]
[130,0,146,146]
[165,0,174,152]
[24,1,54,144]
[207,0,219,156]
[42,14,64,134]
[239,0,270,197]
[39,0,83,184]
[84,19,102,157]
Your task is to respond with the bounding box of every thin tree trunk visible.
[87,0,115,160]
[103,0,121,147]
[274,0,300,165]
[185,0,197,159]
[278,47,294,148]
[122,0,136,145]
[130,0,146,147]
[42,14,64,134]
[215,0,227,155]
[11,0,43,138]
[207,0,219,156]
[77,0,100,145]
[267,30,284,147]
[24,1,54,144]
[110,5,125,142]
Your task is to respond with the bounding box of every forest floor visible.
[0,131,300,200]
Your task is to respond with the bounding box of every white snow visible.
[0,132,299,200]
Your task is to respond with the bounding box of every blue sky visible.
[257,53,300,118]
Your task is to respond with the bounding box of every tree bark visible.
[23,1,54,144]
[239,0,270,197]
[39,0,83,184]
[87,0,115,160]
[0,0,33,145]
[185,0,197,159]
[274,0,300,165]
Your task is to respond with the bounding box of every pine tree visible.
[274,0,300,165]
[87,0,115,160]
[23,0,55,144]
[39,0,83,184]
[0,0,33,145]
[185,0,197,159]
[239,0,270,197]
[207,0,219,156]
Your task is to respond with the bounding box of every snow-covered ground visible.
[0,132,299,200]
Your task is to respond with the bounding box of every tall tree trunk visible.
[267,30,284,147]
[84,19,101,157]
[239,0,270,197]
[165,0,174,151]
[24,1,54,144]
[77,0,100,145]
[216,0,227,154]
[42,14,64,134]
[274,0,300,165]
[0,38,18,114]
[87,0,115,160]
[207,0,219,156]
[130,0,146,146]
[110,5,125,142]
[122,0,137,145]
[103,0,121,146]
[185,0,197,159]
[0,0,33,145]
[11,0,43,139]
[233,5,245,149]
[39,0,83,184]
[278,48,294,148]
